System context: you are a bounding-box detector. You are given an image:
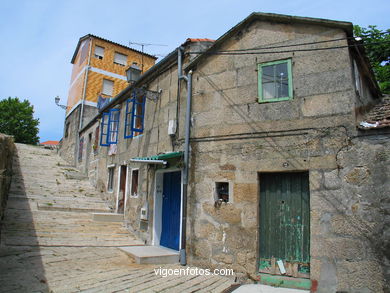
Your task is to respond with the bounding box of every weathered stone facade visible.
[0,134,15,222]
[60,35,156,166]
[66,13,387,292]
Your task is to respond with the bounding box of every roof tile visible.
[359,96,390,129]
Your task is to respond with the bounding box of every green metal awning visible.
[130,152,183,165]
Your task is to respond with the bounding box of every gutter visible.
[129,159,167,166]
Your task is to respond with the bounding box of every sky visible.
[0,0,389,143]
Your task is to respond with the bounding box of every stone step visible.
[64,171,88,180]
[119,246,179,264]
[37,203,109,213]
[92,213,124,222]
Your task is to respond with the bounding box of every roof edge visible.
[71,34,157,64]
[186,12,353,71]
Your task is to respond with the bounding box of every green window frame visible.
[258,59,293,103]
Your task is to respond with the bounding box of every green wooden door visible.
[259,172,310,276]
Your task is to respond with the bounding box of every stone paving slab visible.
[0,144,236,292]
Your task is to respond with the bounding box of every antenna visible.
[129,41,168,73]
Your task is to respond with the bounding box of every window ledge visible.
[258,97,292,103]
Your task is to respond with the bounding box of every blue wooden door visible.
[160,171,181,250]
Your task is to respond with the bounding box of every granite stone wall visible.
[0,134,15,222]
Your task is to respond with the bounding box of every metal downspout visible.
[79,37,93,130]
[178,47,191,266]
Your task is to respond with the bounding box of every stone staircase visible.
[0,144,235,292]
[1,143,143,247]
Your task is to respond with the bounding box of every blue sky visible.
[0,0,389,142]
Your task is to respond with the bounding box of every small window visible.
[107,167,115,192]
[94,45,104,59]
[102,79,114,96]
[114,52,127,66]
[130,169,139,197]
[215,182,229,203]
[258,59,292,102]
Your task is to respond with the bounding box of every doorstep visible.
[92,212,124,222]
[119,245,180,264]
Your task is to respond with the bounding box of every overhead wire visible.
[186,31,390,56]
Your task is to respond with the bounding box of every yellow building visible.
[67,34,156,113]
[60,34,156,164]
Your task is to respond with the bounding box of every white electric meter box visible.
[140,207,148,220]
[168,120,177,136]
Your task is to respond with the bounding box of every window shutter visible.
[114,52,127,66]
[100,112,110,146]
[132,95,146,133]
[95,46,104,58]
[102,79,114,96]
[124,98,134,139]
[108,109,120,144]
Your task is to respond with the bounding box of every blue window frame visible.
[100,112,110,146]
[108,109,120,144]
[124,92,146,139]
[100,109,120,146]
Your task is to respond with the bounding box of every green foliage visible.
[0,97,39,144]
[354,25,390,94]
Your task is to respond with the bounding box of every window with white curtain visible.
[114,52,127,66]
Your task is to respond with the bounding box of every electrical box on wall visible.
[140,207,148,220]
[168,120,177,136]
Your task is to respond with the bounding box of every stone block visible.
[241,204,257,229]
[344,166,370,185]
[233,183,257,203]
[197,70,237,92]
[237,65,257,87]
[196,54,234,75]
[331,214,375,237]
[293,48,350,76]
[202,202,241,225]
[301,91,353,117]
[311,237,365,260]
[213,253,234,264]
[336,260,384,292]
[225,226,256,251]
[194,221,222,241]
[248,99,300,122]
[309,155,337,169]
[317,259,337,293]
[294,70,353,98]
[310,170,323,191]
[193,239,212,259]
[324,169,341,190]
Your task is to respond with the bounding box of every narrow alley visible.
[0,144,235,292]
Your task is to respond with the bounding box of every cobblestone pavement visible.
[0,144,235,292]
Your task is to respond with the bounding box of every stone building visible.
[59,34,156,164]
[61,13,389,292]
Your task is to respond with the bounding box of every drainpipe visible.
[79,37,93,130]
[75,38,92,166]
[178,47,192,266]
